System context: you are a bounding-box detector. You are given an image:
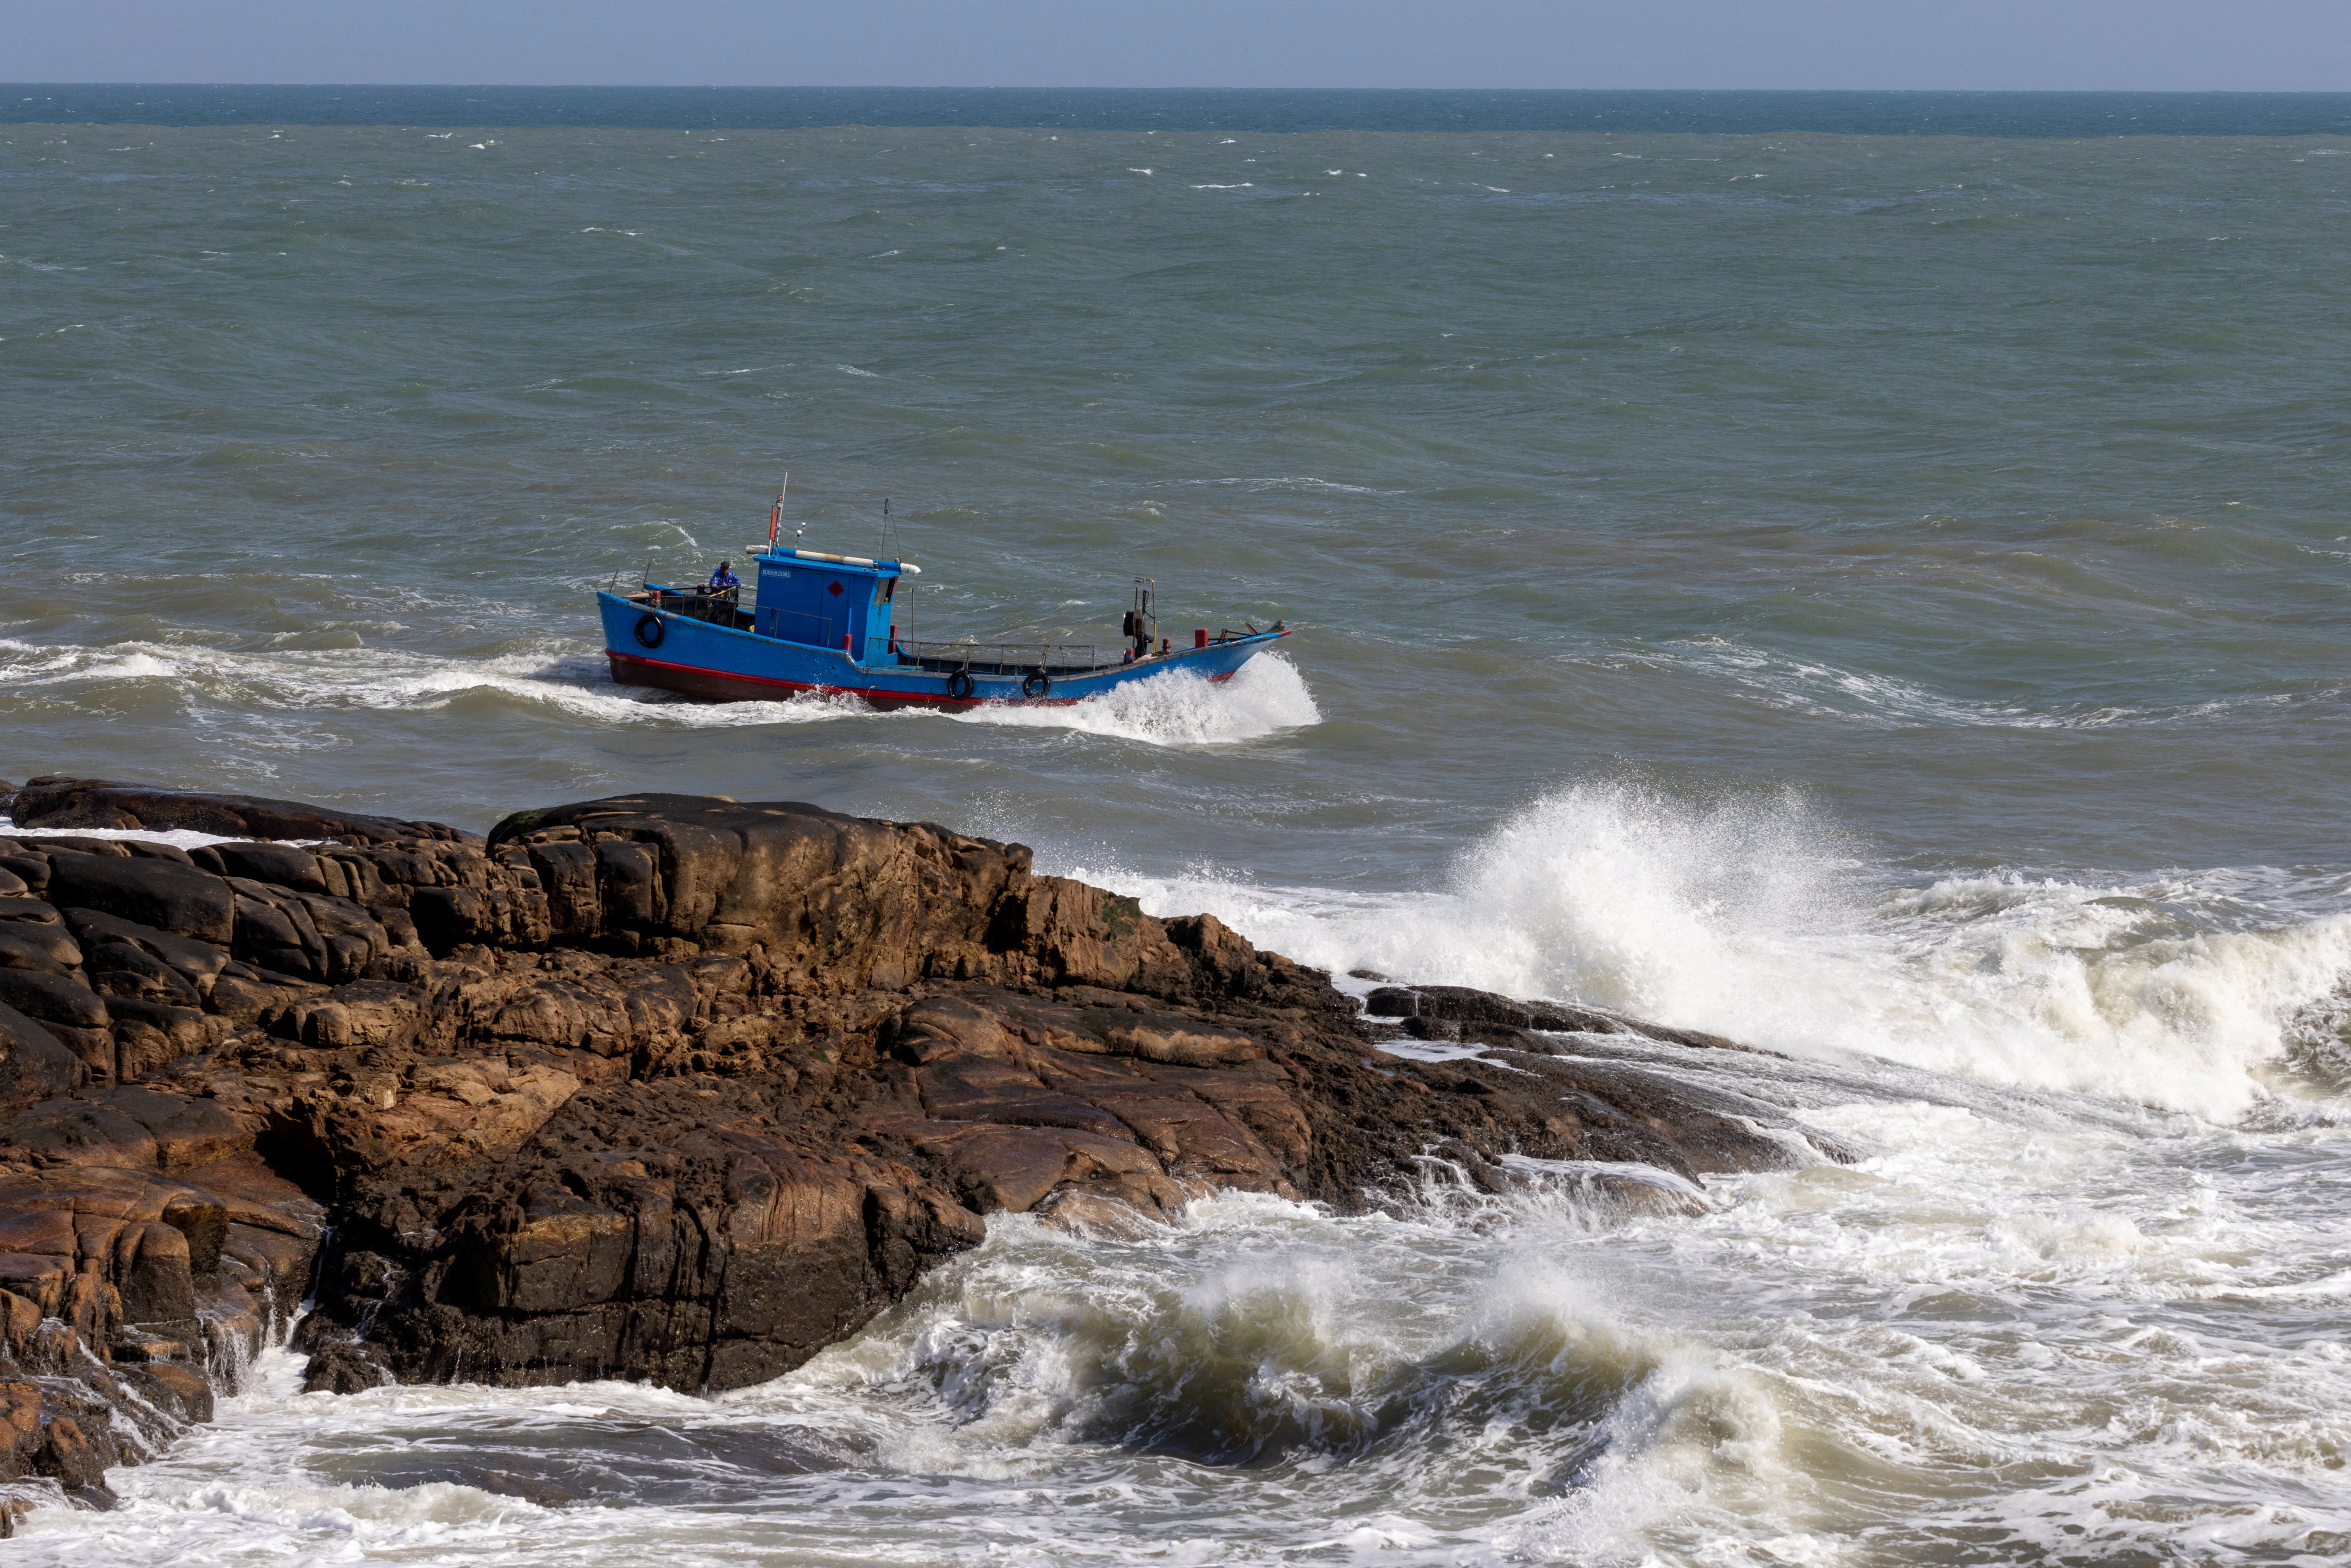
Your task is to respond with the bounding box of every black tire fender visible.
[634,613,666,649]
[1021,670,1051,700]
[945,670,975,701]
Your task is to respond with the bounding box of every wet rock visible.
[0,1072,325,1494]
[0,1380,106,1494]
[1367,982,1750,1053]
[124,1361,214,1424]
[298,1340,388,1395]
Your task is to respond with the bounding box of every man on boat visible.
[706,560,741,601]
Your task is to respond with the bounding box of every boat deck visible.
[624,589,1263,677]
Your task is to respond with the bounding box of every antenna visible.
[768,473,789,546]
[881,496,890,561]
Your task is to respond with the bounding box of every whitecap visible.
[1176,474,1393,495]
[1661,637,2347,732]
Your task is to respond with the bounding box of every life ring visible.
[945,670,975,701]
[634,613,666,648]
[1021,670,1051,700]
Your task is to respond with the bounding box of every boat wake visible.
[0,636,860,730]
[949,652,1320,745]
[0,637,1320,748]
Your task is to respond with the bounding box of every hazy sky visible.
[7,1,2346,91]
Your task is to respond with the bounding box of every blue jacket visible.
[707,567,741,590]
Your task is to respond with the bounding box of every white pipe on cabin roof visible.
[749,545,920,573]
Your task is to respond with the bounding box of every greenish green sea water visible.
[5,113,2351,1566]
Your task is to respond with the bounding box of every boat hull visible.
[598,591,1284,709]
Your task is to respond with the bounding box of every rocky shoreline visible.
[0,775,1844,1525]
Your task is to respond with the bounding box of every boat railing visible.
[634,586,748,630]
[893,638,1104,675]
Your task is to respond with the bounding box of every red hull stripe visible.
[606,651,1234,708]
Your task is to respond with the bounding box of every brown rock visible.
[125,1361,214,1423]
[0,1000,84,1112]
[0,969,109,1031]
[0,924,79,974]
[0,1379,45,1478]
[0,1380,111,1497]
[44,853,234,945]
[7,776,472,845]
[65,909,229,985]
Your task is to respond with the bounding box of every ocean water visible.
[11,86,2351,137]
[5,97,2351,1563]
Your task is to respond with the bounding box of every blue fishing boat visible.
[597,510,1288,709]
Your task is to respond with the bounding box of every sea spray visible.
[1063,782,2351,1117]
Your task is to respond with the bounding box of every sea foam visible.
[1064,782,2351,1121]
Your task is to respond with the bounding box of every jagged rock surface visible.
[0,780,1843,1514]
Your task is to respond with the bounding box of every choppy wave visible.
[1069,782,2351,1120]
[37,1137,2351,1567]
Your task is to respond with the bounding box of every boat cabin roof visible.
[748,545,921,579]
